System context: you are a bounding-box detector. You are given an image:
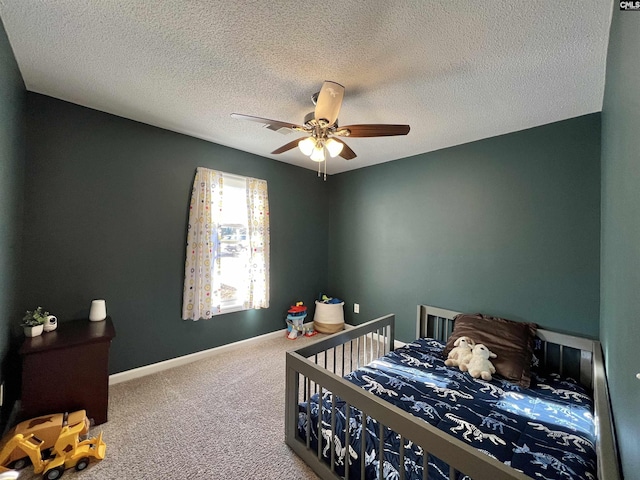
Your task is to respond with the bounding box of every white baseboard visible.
[109,328,288,385]
[109,323,406,386]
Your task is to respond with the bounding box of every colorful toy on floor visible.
[285,302,317,339]
[304,326,318,337]
[0,410,106,479]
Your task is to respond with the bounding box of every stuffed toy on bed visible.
[465,343,497,381]
[444,336,475,368]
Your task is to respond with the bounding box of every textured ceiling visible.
[0,1,612,175]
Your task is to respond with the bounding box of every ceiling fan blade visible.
[314,81,344,127]
[231,113,305,132]
[271,137,309,154]
[336,124,410,137]
[332,138,357,160]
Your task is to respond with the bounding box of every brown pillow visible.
[443,313,537,387]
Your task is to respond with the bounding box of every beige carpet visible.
[16,331,324,479]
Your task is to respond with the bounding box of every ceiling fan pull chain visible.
[324,158,327,181]
[318,161,321,177]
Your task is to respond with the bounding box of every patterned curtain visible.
[245,178,270,309]
[182,168,269,319]
[182,167,224,320]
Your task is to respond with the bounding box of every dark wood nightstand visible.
[19,317,116,425]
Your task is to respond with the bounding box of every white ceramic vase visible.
[24,324,44,337]
[89,299,107,321]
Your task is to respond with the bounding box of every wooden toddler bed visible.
[285,305,620,480]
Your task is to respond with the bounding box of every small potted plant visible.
[21,307,49,337]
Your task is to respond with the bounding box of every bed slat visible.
[331,393,337,471]
[422,449,428,480]
[345,403,351,480]
[449,466,457,480]
[317,385,323,461]
[399,435,405,480]
[378,422,384,480]
[360,412,366,480]
[306,377,311,449]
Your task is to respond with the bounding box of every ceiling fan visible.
[231,81,410,179]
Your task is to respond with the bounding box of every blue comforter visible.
[298,338,596,480]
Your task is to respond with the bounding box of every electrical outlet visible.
[354,303,360,314]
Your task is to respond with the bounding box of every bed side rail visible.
[592,341,621,480]
[293,314,395,378]
[295,315,395,359]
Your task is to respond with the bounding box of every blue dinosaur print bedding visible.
[297,338,597,480]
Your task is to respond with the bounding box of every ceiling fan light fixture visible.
[233,81,411,177]
[310,145,326,162]
[298,137,316,156]
[325,138,343,158]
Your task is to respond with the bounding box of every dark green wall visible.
[23,93,328,374]
[601,7,640,477]
[0,18,25,422]
[328,114,601,342]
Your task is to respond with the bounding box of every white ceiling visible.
[0,1,612,175]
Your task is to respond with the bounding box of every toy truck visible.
[0,410,106,479]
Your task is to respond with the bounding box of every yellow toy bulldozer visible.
[0,410,106,479]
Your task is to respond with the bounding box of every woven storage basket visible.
[313,300,345,334]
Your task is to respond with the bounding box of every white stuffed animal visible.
[466,344,497,381]
[444,336,476,368]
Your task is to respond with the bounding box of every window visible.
[182,168,269,320]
